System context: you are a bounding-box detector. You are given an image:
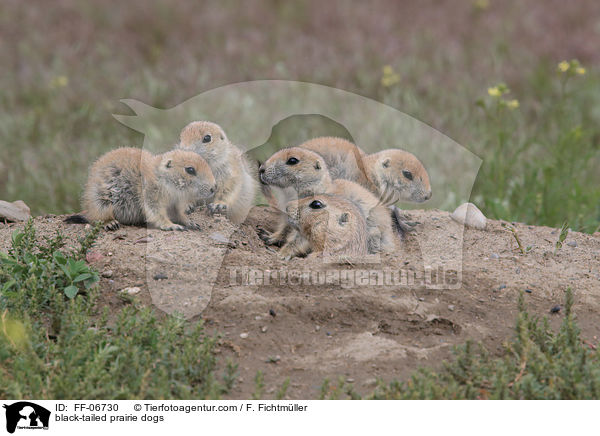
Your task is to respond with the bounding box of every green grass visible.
[0,222,236,399]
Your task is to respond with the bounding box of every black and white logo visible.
[3,402,50,434]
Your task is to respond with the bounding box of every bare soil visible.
[1,207,599,399]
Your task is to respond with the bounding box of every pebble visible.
[490,253,499,260]
[448,305,455,311]
[451,202,487,230]
[255,315,262,321]
[240,332,249,339]
[315,325,321,331]
[363,378,378,387]
[418,297,425,302]
[210,232,229,244]
[525,289,532,294]
[121,287,140,295]
[267,355,281,363]
[550,305,561,314]
[260,326,268,333]
[326,331,332,336]
[101,270,113,278]
[346,378,355,383]
[153,273,168,280]
[269,309,276,317]
[498,284,506,290]
[567,241,577,248]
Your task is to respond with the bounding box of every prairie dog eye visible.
[309,200,324,209]
[402,170,413,181]
[202,134,212,143]
[286,157,299,165]
[185,166,197,176]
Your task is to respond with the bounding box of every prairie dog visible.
[259,147,396,253]
[65,148,216,231]
[298,137,432,203]
[285,194,368,259]
[178,121,257,224]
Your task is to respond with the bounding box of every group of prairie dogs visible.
[67,121,431,259]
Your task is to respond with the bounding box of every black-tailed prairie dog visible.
[178,121,256,224]
[65,147,216,231]
[259,147,396,254]
[285,194,368,259]
[298,136,432,203]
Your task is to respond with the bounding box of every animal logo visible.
[3,402,50,433]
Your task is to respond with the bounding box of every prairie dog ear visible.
[162,157,173,169]
[382,157,391,168]
[338,212,349,225]
[314,160,321,170]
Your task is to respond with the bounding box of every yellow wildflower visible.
[558,61,570,73]
[506,99,519,109]
[50,75,69,89]
[473,0,490,10]
[487,87,501,97]
[576,67,586,75]
[381,65,400,87]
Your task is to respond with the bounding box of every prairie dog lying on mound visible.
[178,121,257,224]
[259,147,396,254]
[285,194,368,259]
[65,147,216,231]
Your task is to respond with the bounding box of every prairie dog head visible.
[286,194,367,255]
[158,150,216,200]
[369,149,432,203]
[259,147,330,192]
[178,121,229,165]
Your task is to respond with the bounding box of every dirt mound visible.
[1,207,598,398]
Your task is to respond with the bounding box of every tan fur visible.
[259,147,396,254]
[178,121,257,224]
[284,194,368,259]
[298,137,432,203]
[82,147,216,230]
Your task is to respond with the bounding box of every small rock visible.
[101,270,113,278]
[255,315,262,321]
[153,272,168,280]
[346,378,355,383]
[490,253,500,260]
[498,284,506,290]
[0,200,31,222]
[567,241,577,248]
[418,297,425,302]
[550,305,561,314]
[269,309,276,317]
[260,326,268,333]
[525,289,532,294]
[267,355,281,363]
[315,325,321,331]
[451,202,487,230]
[363,378,378,387]
[240,332,249,339]
[326,331,332,336]
[121,287,140,295]
[86,251,104,263]
[516,268,520,274]
[448,305,455,311]
[210,232,229,244]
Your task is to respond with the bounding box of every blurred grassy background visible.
[0,0,599,232]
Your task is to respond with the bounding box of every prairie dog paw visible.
[104,220,120,231]
[160,223,186,231]
[185,222,202,231]
[208,203,227,215]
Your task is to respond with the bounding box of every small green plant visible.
[554,222,569,254]
[275,377,290,400]
[502,223,532,254]
[252,371,265,400]
[0,220,99,317]
[0,221,235,399]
